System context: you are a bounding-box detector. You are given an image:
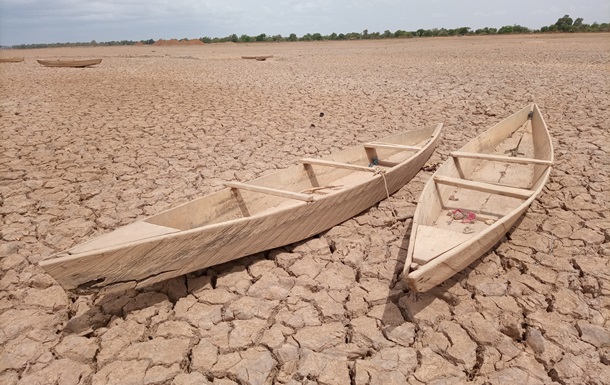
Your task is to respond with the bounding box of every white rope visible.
[374,167,398,223]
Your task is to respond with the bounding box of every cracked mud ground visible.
[1,34,608,385]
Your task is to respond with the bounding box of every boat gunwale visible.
[40,123,443,267]
[404,103,553,292]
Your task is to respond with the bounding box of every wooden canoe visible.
[0,57,25,63]
[37,59,102,68]
[40,124,443,292]
[241,55,273,61]
[404,104,553,292]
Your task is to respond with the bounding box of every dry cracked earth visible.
[0,34,609,385]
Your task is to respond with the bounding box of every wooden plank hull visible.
[404,104,553,292]
[40,124,442,292]
[241,55,273,61]
[0,57,24,63]
[37,59,102,68]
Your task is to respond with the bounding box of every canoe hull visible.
[37,59,102,68]
[40,125,442,292]
[404,104,553,292]
[0,57,24,63]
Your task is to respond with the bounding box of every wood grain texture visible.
[40,124,442,292]
[404,104,553,292]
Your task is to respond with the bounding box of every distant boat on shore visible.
[37,58,102,68]
[241,55,273,61]
[0,57,25,63]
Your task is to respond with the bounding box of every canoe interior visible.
[69,126,438,255]
[410,104,553,266]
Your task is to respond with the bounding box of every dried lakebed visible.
[1,34,609,384]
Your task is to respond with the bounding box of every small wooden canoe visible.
[404,104,553,292]
[40,124,443,293]
[37,58,102,68]
[241,55,273,61]
[0,57,25,63]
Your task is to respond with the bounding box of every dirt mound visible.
[153,39,204,46]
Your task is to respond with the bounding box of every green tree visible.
[240,34,251,42]
[457,27,470,35]
[555,15,573,32]
[498,25,513,34]
[288,33,297,41]
[255,33,267,42]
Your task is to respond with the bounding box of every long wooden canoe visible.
[40,124,443,292]
[0,57,25,63]
[404,104,553,292]
[241,55,273,61]
[37,59,102,68]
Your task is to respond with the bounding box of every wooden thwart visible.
[225,182,313,202]
[433,175,534,199]
[300,158,376,173]
[451,151,553,166]
[365,142,421,151]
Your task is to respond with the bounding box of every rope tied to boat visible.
[373,166,399,223]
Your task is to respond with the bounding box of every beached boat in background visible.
[241,55,273,61]
[37,58,102,68]
[404,104,553,292]
[40,124,443,293]
[0,57,25,63]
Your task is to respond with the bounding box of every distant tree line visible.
[10,15,609,49]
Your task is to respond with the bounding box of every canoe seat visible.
[300,158,377,173]
[413,225,473,264]
[450,151,553,166]
[364,142,421,151]
[434,175,534,199]
[225,182,313,202]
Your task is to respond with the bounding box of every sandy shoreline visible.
[1,34,609,384]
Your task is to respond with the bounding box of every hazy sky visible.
[0,0,608,45]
